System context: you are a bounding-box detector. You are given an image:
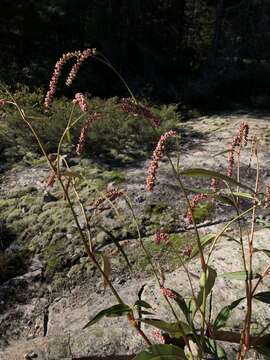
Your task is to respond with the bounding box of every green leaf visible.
[232,192,255,200]
[220,271,260,280]
[133,344,186,360]
[204,337,227,359]
[172,291,191,323]
[196,266,217,313]
[180,168,255,193]
[256,219,270,229]
[134,300,152,309]
[137,284,147,329]
[139,310,155,315]
[97,225,132,270]
[254,291,270,304]
[213,297,245,331]
[140,319,192,338]
[253,247,270,257]
[190,234,215,258]
[216,195,235,207]
[82,304,132,329]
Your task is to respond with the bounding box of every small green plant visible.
[2,48,270,360]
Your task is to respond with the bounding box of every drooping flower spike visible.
[44,50,80,107]
[227,122,249,177]
[184,193,207,224]
[146,130,177,191]
[120,98,161,128]
[44,48,96,107]
[66,48,96,86]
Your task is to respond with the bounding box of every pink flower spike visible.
[182,245,193,258]
[146,130,177,191]
[152,329,165,344]
[44,50,81,107]
[75,112,102,155]
[74,93,89,113]
[155,231,170,245]
[184,193,207,224]
[66,48,96,86]
[160,287,176,299]
[120,98,161,128]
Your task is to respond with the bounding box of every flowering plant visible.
[2,49,270,360]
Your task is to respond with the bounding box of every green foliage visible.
[254,292,270,304]
[83,304,132,329]
[133,344,186,360]
[0,90,180,165]
[213,298,245,331]
[193,201,214,223]
[140,319,192,338]
[220,271,261,281]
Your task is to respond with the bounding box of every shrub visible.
[0,86,181,165]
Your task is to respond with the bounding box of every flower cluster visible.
[66,48,96,86]
[152,329,165,344]
[44,48,96,108]
[182,245,193,258]
[76,112,102,155]
[44,50,80,107]
[120,98,161,128]
[227,122,249,177]
[160,287,177,299]
[146,130,177,191]
[155,231,170,245]
[73,93,89,113]
[93,188,123,212]
[185,193,208,224]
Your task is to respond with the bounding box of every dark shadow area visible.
[0,1,270,109]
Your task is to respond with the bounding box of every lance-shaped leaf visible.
[83,303,132,329]
[231,192,255,201]
[254,291,270,304]
[133,344,186,360]
[220,271,260,280]
[213,297,245,331]
[179,168,255,194]
[97,225,132,269]
[134,300,152,310]
[171,291,191,323]
[204,337,227,359]
[140,319,192,338]
[190,234,216,259]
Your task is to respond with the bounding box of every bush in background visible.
[0,86,181,165]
